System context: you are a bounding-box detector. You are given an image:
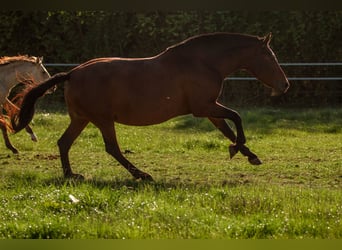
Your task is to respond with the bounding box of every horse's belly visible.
[114,97,189,126]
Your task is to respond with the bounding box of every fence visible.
[228,62,342,82]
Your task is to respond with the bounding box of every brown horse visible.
[12,32,289,180]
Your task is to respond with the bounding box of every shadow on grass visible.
[41,175,248,192]
[170,107,342,134]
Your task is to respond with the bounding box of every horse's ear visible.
[36,56,43,63]
[262,32,272,46]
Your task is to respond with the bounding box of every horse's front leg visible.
[194,102,246,144]
[208,117,262,165]
[193,102,261,164]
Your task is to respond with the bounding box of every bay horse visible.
[0,55,50,153]
[12,32,289,180]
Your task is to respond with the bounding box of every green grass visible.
[0,107,341,239]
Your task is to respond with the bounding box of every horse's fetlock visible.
[236,137,246,145]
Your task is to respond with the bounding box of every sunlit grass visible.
[0,107,341,238]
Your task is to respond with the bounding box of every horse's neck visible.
[0,62,29,91]
[199,45,253,78]
[167,38,255,79]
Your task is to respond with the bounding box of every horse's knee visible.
[236,136,246,145]
[104,144,113,155]
[104,142,122,159]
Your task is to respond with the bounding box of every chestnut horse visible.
[0,55,50,153]
[12,32,289,180]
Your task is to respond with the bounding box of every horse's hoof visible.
[248,157,262,165]
[228,144,238,159]
[12,149,19,154]
[136,173,154,182]
[31,133,38,142]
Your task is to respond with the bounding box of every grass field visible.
[0,106,341,239]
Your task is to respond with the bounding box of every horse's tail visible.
[11,72,70,133]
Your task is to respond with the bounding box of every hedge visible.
[1,11,341,106]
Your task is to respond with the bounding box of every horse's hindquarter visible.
[65,58,191,126]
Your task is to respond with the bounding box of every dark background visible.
[1,11,341,107]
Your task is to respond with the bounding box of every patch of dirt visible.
[34,154,59,160]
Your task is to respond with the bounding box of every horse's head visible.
[245,33,290,96]
[15,56,55,94]
[14,56,51,84]
[28,56,51,83]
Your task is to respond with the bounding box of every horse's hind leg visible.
[25,125,38,142]
[98,121,153,181]
[208,118,262,165]
[0,121,18,154]
[57,117,89,179]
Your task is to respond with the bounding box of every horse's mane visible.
[0,55,37,66]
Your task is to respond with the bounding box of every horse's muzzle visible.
[271,81,290,96]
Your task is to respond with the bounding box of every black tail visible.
[11,72,70,133]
